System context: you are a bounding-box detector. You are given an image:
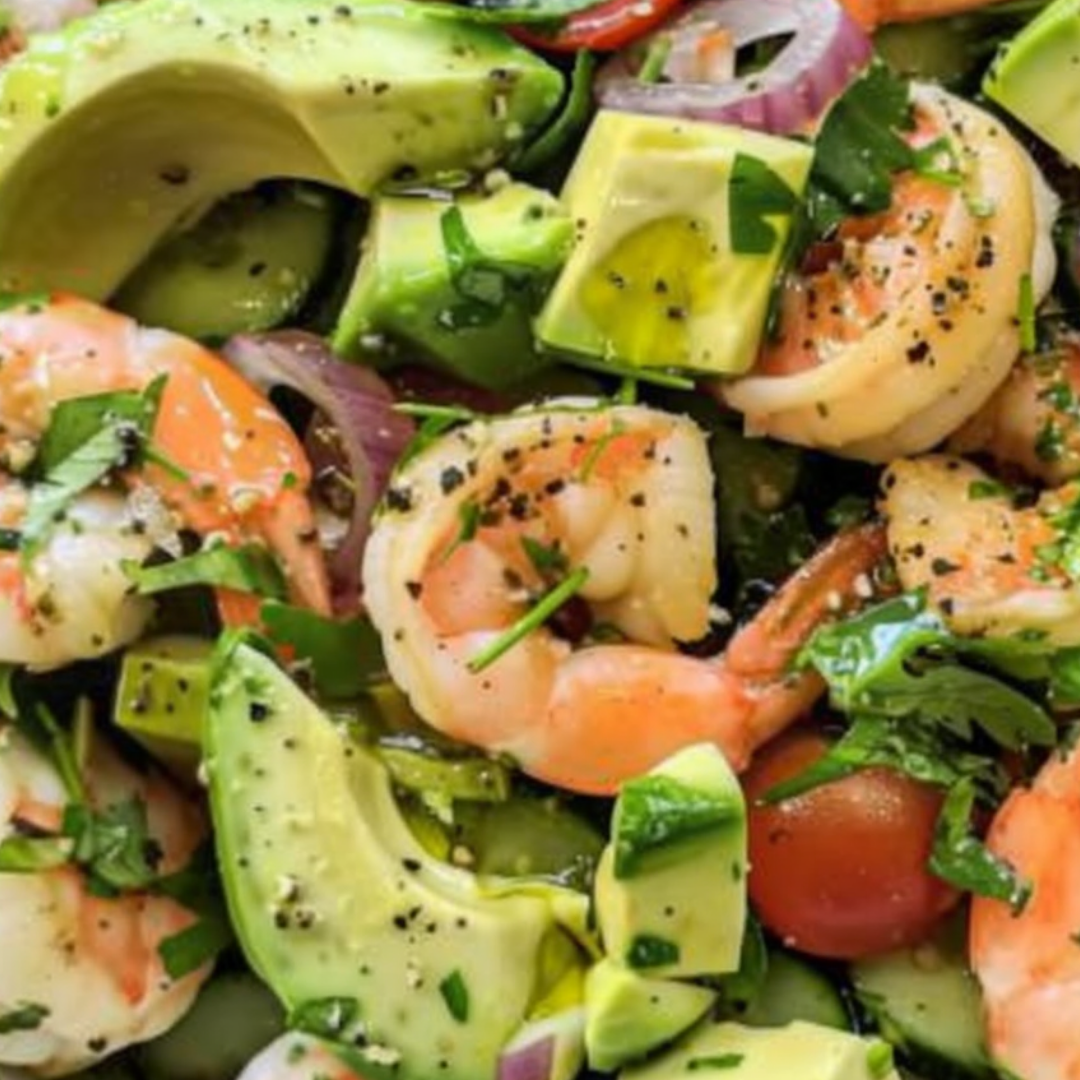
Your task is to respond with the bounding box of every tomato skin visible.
[743,731,960,960]
[510,0,684,53]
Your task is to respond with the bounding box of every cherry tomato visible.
[743,730,960,959]
[510,0,684,53]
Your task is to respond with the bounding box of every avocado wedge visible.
[0,0,562,297]
[206,640,589,1080]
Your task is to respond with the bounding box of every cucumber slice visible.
[135,971,285,1080]
[738,947,850,1031]
[851,918,993,1080]
[114,183,337,341]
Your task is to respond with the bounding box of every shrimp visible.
[0,481,157,667]
[969,739,1080,1080]
[951,334,1080,487]
[0,726,210,1076]
[840,0,1012,30]
[880,453,1080,644]
[0,293,330,651]
[238,1034,370,1080]
[362,400,888,795]
[721,85,1058,463]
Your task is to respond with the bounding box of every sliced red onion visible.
[497,1008,585,1080]
[223,331,414,614]
[498,1035,555,1080]
[596,0,873,135]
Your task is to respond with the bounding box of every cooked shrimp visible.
[362,400,887,795]
[721,85,1057,463]
[0,482,157,667]
[881,454,1080,644]
[0,726,210,1076]
[0,294,330,632]
[952,334,1080,487]
[841,0,1011,30]
[969,739,1080,1080]
[238,1034,369,1080]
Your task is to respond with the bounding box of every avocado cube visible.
[594,743,747,980]
[984,0,1080,166]
[584,958,716,1072]
[333,183,573,389]
[536,110,813,376]
[113,635,213,774]
[622,1020,899,1080]
[0,0,563,298]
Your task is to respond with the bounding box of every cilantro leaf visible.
[126,543,288,600]
[62,797,163,894]
[929,778,1031,912]
[729,154,801,256]
[440,206,539,329]
[260,602,386,699]
[0,1002,49,1035]
[761,713,1007,805]
[21,378,166,558]
[801,592,1057,751]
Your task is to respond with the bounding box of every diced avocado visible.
[621,1021,900,1080]
[584,958,716,1072]
[535,110,812,376]
[0,0,563,298]
[594,744,747,979]
[114,183,338,340]
[206,641,589,1080]
[113,635,213,774]
[333,182,572,389]
[984,0,1080,165]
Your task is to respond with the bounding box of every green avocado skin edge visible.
[0,0,563,299]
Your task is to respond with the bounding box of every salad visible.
[0,0,1076,1078]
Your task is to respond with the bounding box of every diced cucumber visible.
[135,971,285,1080]
[851,918,993,1080]
[114,182,338,341]
[736,947,850,1031]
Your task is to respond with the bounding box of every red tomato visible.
[743,730,960,959]
[510,0,684,53]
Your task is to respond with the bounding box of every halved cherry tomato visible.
[510,0,684,53]
[743,730,960,960]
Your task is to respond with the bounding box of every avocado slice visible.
[983,0,1080,166]
[0,0,562,297]
[584,958,717,1073]
[594,744,747,980]
[206,641,588,1080]
[333,182,572,390]
[621,1021,899,1080]
[535,110,812,376]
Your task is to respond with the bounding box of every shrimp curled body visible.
[0,728,209,1075]
[362,401,886,795]
[722,85,1057,463]
[970,740,1080,1080]
[0,294,330,666]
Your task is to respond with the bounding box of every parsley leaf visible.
[929,778,1031,912]
[729,154,801,256]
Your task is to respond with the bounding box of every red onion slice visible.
[223,332,414,615]
[596,0,873,135]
